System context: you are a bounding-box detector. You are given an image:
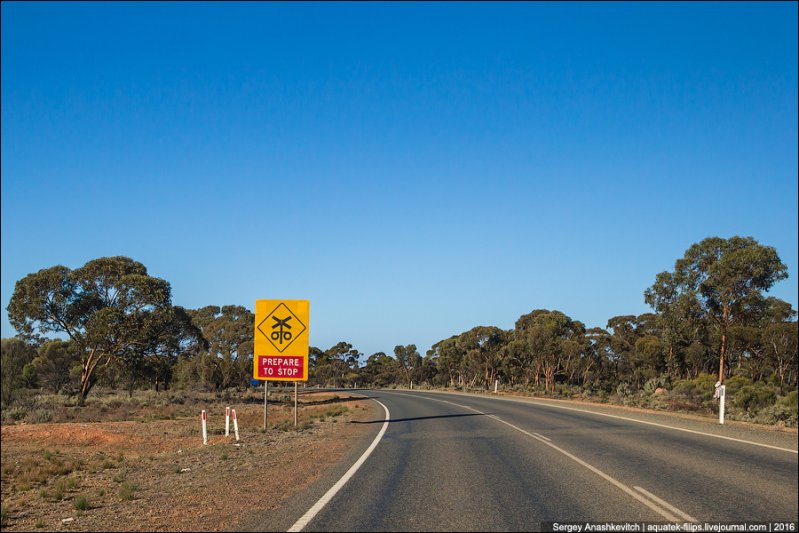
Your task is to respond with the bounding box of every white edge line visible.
[533,432,551,442]
[424,390,798,454]
[634,486,697,522]
[287,399,390,532]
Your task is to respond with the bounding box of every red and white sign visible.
[254,355,308,381]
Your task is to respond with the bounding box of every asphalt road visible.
[291,389,798,532]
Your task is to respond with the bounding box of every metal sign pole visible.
[264,381,269,431]
[294,381,298,427]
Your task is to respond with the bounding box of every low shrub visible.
[733,383,778,415]
[73,495,89,510]
[119,482,138,501]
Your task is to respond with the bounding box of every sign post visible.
[264,381,269,431]
[254,300,310,430]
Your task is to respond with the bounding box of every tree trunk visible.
[667,345,674,378]
[79,350,102,406]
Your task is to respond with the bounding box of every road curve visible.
[296,390,798,532]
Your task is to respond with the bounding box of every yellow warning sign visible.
[254,300,309,381]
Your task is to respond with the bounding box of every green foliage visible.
[670,373,717,408]
[394,344,422,387]
[51,482,65,502]
[733,383,778,415]
[778,389,798,411]
[31,340,81,394]
[175,306,253,391]
[273,420,293,432]
[1,338,37,406]
[2,239,793,427]
[73,495,90,510]
[645,236,789,383]
[643,375,670,394]
[615,383,633,397]
[754,394,798,426]
[724,375,753,396]
[311,342,363,388]
[6,256,205,404]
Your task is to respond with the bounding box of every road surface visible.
[283,389,799,531]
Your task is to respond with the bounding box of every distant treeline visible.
[2,236,796,426]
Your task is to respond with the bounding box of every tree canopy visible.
[7,256,203,404]
[645,236,789,383]
[2,238,795,426]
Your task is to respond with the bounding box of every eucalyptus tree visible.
[428,336,465,387]
[732,298,797,387]
[312,342,361,387]
[582,327,612,386]
[7,256,204,404]
[456,326,506,389]
[645,237,788,384]
[605,314,665,389]
[187,305,254,390]
[514,310,586,393]
[394,344,422,388]
[762,320,798,388]
[1,337,37,406]
[30,339,80,394]
[361,352,400,387]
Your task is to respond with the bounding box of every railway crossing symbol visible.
[258,302,307,353]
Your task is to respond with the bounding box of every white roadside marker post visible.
[494,379,498,393]
[225,406,230,436]
[201,410,208,445]
[232,409,240,441]
[714,381,726,425]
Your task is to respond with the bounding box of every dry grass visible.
[0,389,376,531]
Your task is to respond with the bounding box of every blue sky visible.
[2,2,797,359]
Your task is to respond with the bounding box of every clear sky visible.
[2,2,797,360]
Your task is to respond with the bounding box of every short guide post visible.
[714,381,726,425]
[225,406,230,436]
[232,409,240,441]
[201,409,208,445]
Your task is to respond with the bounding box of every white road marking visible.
[532,432,551,442]
[411,393,686,522]
[287,399,390,532]
[634,486,697,522]
[421,390,798,454]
